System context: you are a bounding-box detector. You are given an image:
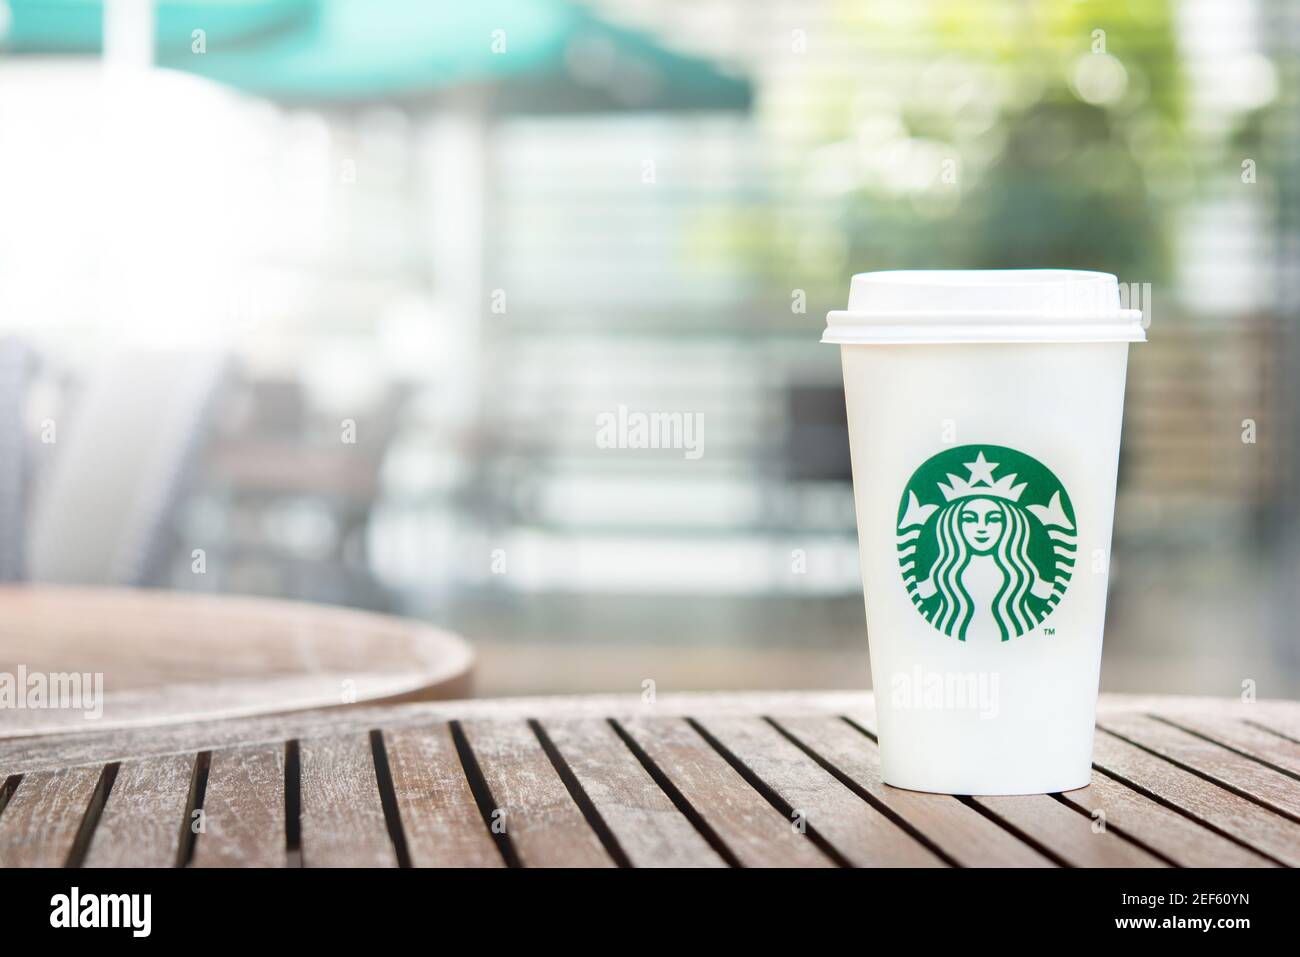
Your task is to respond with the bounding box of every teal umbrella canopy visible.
[2,0,751,112]
[3,0,311,53]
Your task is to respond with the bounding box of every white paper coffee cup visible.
[824,270,1144,794]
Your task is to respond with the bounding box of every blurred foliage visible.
[747,0,1196,313]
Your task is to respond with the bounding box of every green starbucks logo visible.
[897,445,1076,642]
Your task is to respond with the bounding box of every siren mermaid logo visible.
[896,445,1076,642]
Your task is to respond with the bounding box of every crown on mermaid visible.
[937,451,1026,503]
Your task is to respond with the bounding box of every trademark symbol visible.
[1043,627,1056,636]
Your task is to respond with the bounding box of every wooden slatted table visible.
[0,692,1297,867]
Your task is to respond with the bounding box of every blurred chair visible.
[783,383,852,482]
[0,338,37,582]
[203,379,410,609]
[26,351,229,586]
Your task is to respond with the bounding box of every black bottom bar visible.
[0,867,1285,942]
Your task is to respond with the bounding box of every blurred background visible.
[0,0,1296,697]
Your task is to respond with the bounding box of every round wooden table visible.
[0,587,474,737]
[0,691,1296,867]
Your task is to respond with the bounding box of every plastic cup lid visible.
[823,269,1146,345]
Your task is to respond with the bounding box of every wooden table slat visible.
[1240,709,1300,744]
[618,717,835,868]
[191,745,286,868]
[0,766,103,868]
[970,792,1167,868]
[84,754,195,868]
[695,715,943,867]
[298,733,396,868]
[1092,729,1300,866]
[540,718,727,868]
[1152,713,1300,778]
[773,715,1054,867]
[1059,770,1276,868]
[0,692,875,776]
[1100,714,1300,821]
[460,720,611,867]
[381,723,504,868]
